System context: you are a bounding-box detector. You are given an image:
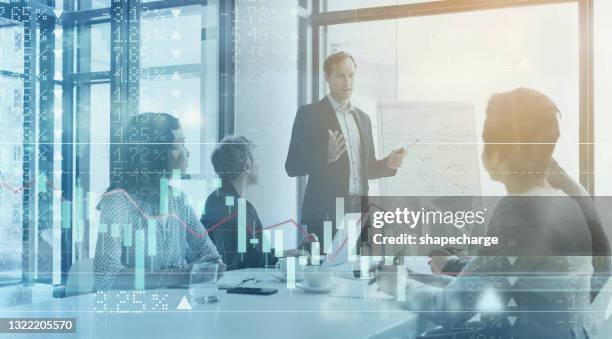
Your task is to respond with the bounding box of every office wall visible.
[234,0,299,246]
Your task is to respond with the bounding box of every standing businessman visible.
[285,51,405,241]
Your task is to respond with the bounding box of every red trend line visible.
[330,237,350,261]
[5,181,386,257]
[101,189,313,240]
[1,178,63,195]
[328,202,388,261]
[102,189,228,239]
[260,219,309,237]
[203,211,239,234]
[2,178,242,239]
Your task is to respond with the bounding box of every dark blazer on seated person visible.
[201,180,274,271]
[285,96,396,239]
[403,192,593,339]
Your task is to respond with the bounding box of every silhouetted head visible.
[211,135,258,186]
[482,88,560,186]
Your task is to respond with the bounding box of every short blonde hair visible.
[211,135,256,181]
[323,51,356,74]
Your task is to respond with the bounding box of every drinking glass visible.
[189,261,220,303]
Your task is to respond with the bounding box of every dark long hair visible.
[106,112,181,212]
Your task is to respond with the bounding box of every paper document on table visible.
[218,275,260,289]
[403,256,431,274]
[328,279,394,301]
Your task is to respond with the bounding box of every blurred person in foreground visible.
[375,88,596,338]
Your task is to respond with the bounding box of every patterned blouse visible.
[93,188,219,290]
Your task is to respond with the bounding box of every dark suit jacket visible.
[285,97,396,238]
[200,181,275,270]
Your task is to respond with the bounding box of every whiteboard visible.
[377,101,481,196]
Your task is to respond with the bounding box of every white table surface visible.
[0,268,419,339]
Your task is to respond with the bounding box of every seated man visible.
[202,136,317,270]
[201,136,270,270]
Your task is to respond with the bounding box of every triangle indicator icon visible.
[507,316,517,326]
[467,313,481,322]
[177,296,192,310]
[171,150,181,159]
[516,56,533,70]
[507,298,517,307]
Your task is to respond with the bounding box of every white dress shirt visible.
[328,94,365,195]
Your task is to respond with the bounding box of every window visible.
[323,2,579,196]
[0,22,23,72]
[140,6,202,68]
[0,0,224,290]
[88,83,110,256]
[88,0,111,10]
[140,3,219,178]
[140,77,203,173]
[325,0,436,12]
[90,23,110,72]
[0,75,24,284]
[0,19,24,283]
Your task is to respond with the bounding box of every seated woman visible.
[375,88,593,338]
[94,113,221,290]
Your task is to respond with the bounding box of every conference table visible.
[0,266,424,339]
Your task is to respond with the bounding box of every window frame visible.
[0,0,231,289]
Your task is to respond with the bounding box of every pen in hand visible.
[405,138,419,149]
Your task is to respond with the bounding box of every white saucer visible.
[272,272,304,282]
[296,283,333,293]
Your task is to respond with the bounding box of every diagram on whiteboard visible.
[377,101,481,196]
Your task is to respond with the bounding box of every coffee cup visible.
[303,265,332,289]
[275,257,304,279]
